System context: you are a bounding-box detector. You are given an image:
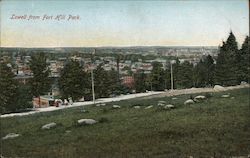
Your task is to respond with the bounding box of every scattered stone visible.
[194,95,206,102]
[100,103,106,106]
[231,97,235,99]
[133,106,140,109]
[158,100,166,104]
[172,97,178,100]
[163,104,175,110]
[157,103,165,106]
[221,94,230,98]
[96,104,101,107]
[145,105,153,109]
[41,122,57,130]
[214,85,226,92]
[77,119,97,125]
[157,101,166,106]
[65,130,71,133]
[184,99,195,105]
[112,105,121,109]
[2,133,20,140]
[194,95,206,100]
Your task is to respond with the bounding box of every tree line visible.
[0,32,249,113]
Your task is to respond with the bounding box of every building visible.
[32,95,55,108]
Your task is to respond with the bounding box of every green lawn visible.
[1,88,250,158]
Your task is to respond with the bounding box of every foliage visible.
[59,60,89,101]
[150,62,165,91]
[193,55,215,87]
[134,70,147,92]
[16,84,33,111]
[177,61,194,88]
[237,36,249,83]
[0,62,18,113]
[29,53,51,97]
[215,31,238,86]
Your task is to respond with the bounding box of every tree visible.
[29,53,51,97]
[151,62,165,91]
[203,55,215,86]
[194,55,215,87]
[193,59,206,87]
[0,62,18,113]
[236,36,249,83]
[134,70,147,92]
[177,61,194,88]
[59,60,89,101]
[94,64,110,98]
[215,31,239,86]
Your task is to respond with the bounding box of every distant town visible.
[0,46,218,79]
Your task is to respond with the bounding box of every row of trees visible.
[0,32,249,113]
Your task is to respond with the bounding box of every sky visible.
[0,0,249,47]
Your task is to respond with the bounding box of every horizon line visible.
[0,45,219,49]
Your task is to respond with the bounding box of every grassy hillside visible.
[1,88,250,157]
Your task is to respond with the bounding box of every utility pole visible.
[170,60,176,90]
[171,63,173,90]
[91,49,95,104]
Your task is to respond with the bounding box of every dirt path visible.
[1,84,249,118]
[141,84,250,99]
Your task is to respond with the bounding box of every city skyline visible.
[0,0,249,48]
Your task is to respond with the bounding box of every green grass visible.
[1,88,250,157]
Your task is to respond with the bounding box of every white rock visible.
[133,106,140,109]
[145,105,153,109]
[194,95,206,100]
[164,104,175,109]
[221,94,230,98]
[96,104,101,107]
[78,119,97,125]
[214,85,226,91]
[158,100,166,104]
[101,103,106,106]
[184,99,195,105]
[112,105,121,109]
[41,122,57,130]
[194,95,206,102]
[172,97,178,100]
[2,133,20,140]
[157,103,165,106]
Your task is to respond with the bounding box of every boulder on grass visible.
[2,133,20,140]
[112,105,121,109]
[194,95,206,102]
[41,122,57,130]
[163,104,175,110]
[184,99,195,105]
[158,101,166,104]
[172,97,178,100]
[133,106,141,109]
[77,119,97,125]
[96,104,101,107]
[145,105,153,109]
[214,85,226,92]
[221,94,230,98]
